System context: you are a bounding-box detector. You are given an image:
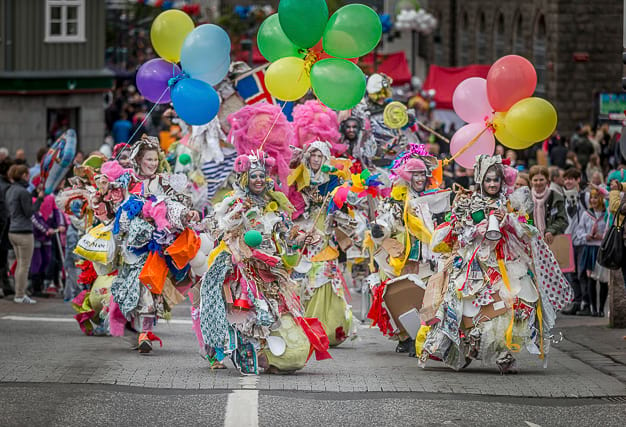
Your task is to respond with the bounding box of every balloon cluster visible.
[449,55,557,168]
[136,10,231,126]
[259,0,382,111]
[395,8,438,34]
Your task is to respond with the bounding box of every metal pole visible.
[411,29,416,76]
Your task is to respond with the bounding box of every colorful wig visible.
[292,100,345,156]
[228,103,293,189]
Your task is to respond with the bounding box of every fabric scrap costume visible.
[418,155,572,373]
[194,104,331,374]
[288,140,356,346]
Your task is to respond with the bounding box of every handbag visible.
[597,194,624,270]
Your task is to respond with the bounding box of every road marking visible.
[0,315,193,325]
[223,371,258,427]
[525,422,542,427]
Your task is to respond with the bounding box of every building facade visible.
[426,0,624,135]
[0,0,113,161]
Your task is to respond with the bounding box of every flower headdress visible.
[390,143,438,182]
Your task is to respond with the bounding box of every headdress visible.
[292,100,344,156]
[303,140,332,163]
[129,135,165,175]
[227,103,293,189]
[473,154,517,196]
[390,143,438,183]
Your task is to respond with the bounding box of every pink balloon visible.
[450,122,495,169]
[452,77,494,124]
[487,55,537,112]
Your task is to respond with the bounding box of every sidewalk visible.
[555,314,626,385]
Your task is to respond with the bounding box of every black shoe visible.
[562,303,580,315]
[599,311,605,317]
[2,288,14,296]
[591,311,599,317]
[576,307,591,316]
[395,339,414,353]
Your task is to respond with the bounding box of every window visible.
[533,15,547,95]
[45,0,85,43]
[493,13,505,59]
[513,13,524,54]
[459,12,470,65]
[476,12,488,63]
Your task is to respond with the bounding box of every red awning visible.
[422,64,491,110]
[360,51,412,86]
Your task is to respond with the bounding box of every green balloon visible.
[257,14,304,62]
[179,153,191,165]
[323,4,382,59]
[244,230,263,248]
[278,0,328,48]
[311,58,366,111]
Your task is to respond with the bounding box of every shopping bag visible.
[548,234,575,273]
[73,223,115,264]
[165,228,201,270]
[304,282,352,347]
[597,210,623,270]
[139,251,168,294]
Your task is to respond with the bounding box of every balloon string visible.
[415,120,450,144]
[117,86,170,160]
[259,101,288,151]
[443,126,489,166]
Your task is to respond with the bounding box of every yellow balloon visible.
[151,10,195,63]
[504,97,557,143]
[493,112,535,149]
[265,57,311,101]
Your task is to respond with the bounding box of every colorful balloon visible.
[487,55,537,112]
[493,112,535,149]
[278,0,328,48]
[450,123,495,169]
[150,10,195,63]
[452,77,493,124]
[265,57,311,101]
[323,4,382,59]
[257,14,303,62]
[180,24,231,85]
[310,58,366,111]
[171,78,220,126]
[136,59,182,104]
[504,97,558,143]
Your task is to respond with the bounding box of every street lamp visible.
[395,8,438,77]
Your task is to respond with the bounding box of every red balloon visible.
[486,55,537,112]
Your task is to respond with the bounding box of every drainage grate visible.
[602,396,626,403]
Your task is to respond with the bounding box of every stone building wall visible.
[0,93,104,161]
[424,0,623,136]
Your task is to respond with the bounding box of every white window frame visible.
[45,0,86,43]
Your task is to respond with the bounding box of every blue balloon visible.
[180,24,231,85]
[171,78,220,126]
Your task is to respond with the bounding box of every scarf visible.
[532,187,550,235]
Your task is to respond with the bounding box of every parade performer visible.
[292,100,345,157]
[195,103,331,374]
[417,155,573,373]
[288,140,355,346]
[368,144,450,354]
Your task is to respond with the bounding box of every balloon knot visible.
[485,117,496,134]
[168,72,189,88]
[303,49,320,75]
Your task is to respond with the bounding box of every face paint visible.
[248,171,266,195]
[483,171,502,196]
[411,170,427,193]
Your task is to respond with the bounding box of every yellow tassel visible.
[498,257,521,352]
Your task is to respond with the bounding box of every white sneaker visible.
[14,295,37,304]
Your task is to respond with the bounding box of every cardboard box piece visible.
[383,275,426,334]
[461,292,509,329]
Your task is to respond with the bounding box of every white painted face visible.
[410,170,427,193]
[139,150,159,176]
[483,170,502,197]
[308,149,324,173]
[248,170,266,195]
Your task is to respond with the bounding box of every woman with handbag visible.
[578,189,609,316]
[608,182,626,288]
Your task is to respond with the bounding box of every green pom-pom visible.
[244,230,263,248]
[179,153,192,165]
[471,210,485,223]
[321,164,336,173]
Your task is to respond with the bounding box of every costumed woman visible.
[108,136,200,354]
[368,144,450,354]
[195,103,331,374]
[417,155,573,373]
[288,140,355,346]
